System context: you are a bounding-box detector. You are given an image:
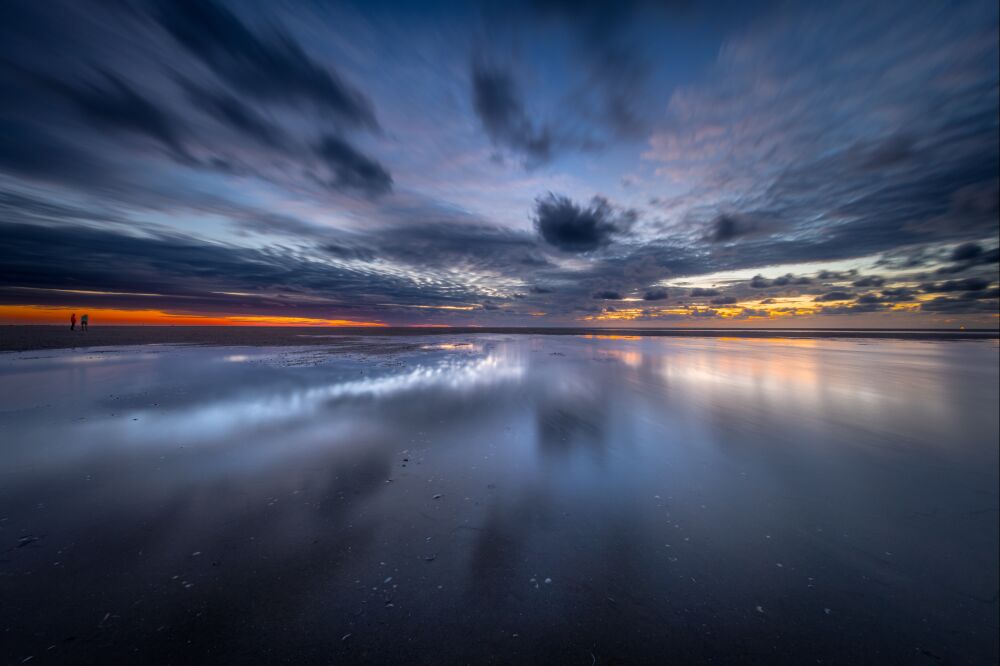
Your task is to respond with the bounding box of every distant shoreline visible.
[1,325,996,352]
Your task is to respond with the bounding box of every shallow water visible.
[1,336,997,664]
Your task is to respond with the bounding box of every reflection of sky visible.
[1,338,997,662]
[3,336,994,477]
[113,350,525,442]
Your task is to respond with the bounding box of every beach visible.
[1,325,996,353]
[1,333,997,664]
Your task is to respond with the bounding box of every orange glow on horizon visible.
[0,305,387,327]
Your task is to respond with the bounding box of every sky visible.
[0,0,997,327]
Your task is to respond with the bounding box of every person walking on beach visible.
[81,313,89,331]
[70,313,76,331]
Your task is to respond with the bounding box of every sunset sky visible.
[1,0,997,327]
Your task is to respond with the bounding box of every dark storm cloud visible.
[935,245,1000,275]
[710,295,737,305]
[0,1,392,205]
[151,0,377,127]
[951,242,983,262]
[39,68,190,159]
[921,278,991,293]
[368,221,548,271]
[533,194,636,252]
[689,288,719,297]
[643,288,668,301]
[0,118,119,189]
[879,287,916,302]
[814,291,855,302]
[817,270,855,280]
[471,62,554,165]
[315,135,393,197]
[818,302,889,315]
[706,214,741,243]
[774,274,810,286]
[852,275,885,288]
[593,290,623,300]
[704,212,783,243]
[180,80,285,148]
[919,293,1000,313]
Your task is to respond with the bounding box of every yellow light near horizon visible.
[581,308,645,321]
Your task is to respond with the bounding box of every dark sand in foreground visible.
[0,338,1000,666]
[1,336,997,664]
[1,324,996,352]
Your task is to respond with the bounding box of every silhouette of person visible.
[70,313,76,331]
[81,313,89,331]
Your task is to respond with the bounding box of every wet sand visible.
[0,324,996,352]
[1,336,998,664]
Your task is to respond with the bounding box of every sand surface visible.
[1,335,997,664]
[1,324,996,352]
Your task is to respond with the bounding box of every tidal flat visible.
[1,335,997,664]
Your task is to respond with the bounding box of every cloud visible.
[772,274,810,286]
[935,243,999,274]
[0,1,392,207]
[533,193,636,252]
[814,291,855,302]
[321,243,377,262]
[856,134,915,169]
[524,0,664,141]
[593,290,622,300]
[0,219,496,318]
[921,277,991,293]
[471,62,554,165]
[705,214,741,243]
[315,135,392,197]
[852,275,885,288]
[0,118,120,189]
[0,0,996,326]
[920,293,1000,313]
[42,68,190,160]
[819,302,889,314]
[950,242,983,262]
[180,80,285,148]
[151,0,377,127]
[704,212,782,243]
[580,43,651,139]
[879,287,916,302]
[644,0,999,270]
